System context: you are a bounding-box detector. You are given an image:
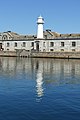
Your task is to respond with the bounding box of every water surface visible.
[0,57,80,120]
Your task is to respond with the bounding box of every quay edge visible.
[0,51,80,59]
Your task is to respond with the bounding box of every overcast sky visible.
[0,0,80,35]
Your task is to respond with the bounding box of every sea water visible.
[0,57,80,120]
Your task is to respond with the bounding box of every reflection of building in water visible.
[2,57,16,71]
[36,60,44,98]
[0,57,33,76]
[34,59,80,85]
[0,57,80,85]
[75,62,80,76]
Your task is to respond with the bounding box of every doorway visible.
[36,42,39,51]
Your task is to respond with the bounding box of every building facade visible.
[0,16,80,53]
[0,32,80,53]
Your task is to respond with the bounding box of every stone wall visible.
[0,51,16,57]
[0,51,80,59]
[31,52,80,59]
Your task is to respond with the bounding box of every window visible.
[7,43,10,47]
[3,35,8,40]
[72,49,75,51]
[43,42,45,47]
[50,42,54,47]
[31,42,34,47]
[61,49,64,51]
[9,37,11,39]
[14,42,17,47]
[50,49,54,51]
[43,49,46,52]
[72,42,76,47]
[45,35,47,39]
[61,42,64,47]
[23,42,26,47]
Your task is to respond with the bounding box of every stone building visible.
[0,16,80,53]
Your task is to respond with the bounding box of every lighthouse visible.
[37,15,44,39]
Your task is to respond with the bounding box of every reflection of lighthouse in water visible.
[36,61,44,98]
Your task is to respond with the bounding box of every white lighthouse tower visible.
[37,15,44,39]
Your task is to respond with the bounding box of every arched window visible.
[2,35,8,40]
